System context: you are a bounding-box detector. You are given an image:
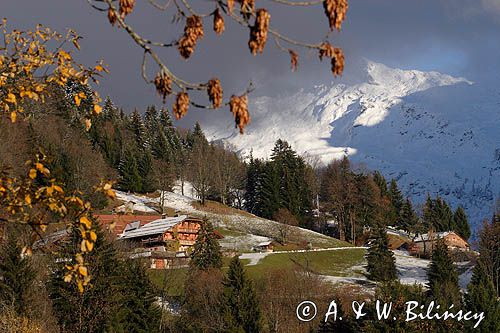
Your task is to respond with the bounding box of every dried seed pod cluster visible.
[289,50,299,72]
[227,0,235,14]
[208,78,223,108]
[241,0,255,20]
[248,9,271,55]
[213,9,225,35]
[323,0,348,31]
[318,42,344,76]
[173,92,190,120]
[330,47,344,76]
[119,0,136,18]
[229,94,250,134]
[154,71,172,102]
[178,15,204,59]
[108,8,118,26]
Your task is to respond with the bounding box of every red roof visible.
[95,214,162,236]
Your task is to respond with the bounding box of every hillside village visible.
[1,6,499,332]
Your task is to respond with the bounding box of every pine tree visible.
[0,232,37,315]
[129,109,147,149]
[427,239,462,309]
[373,171,388,197]
[118,149,142,192]
[388,179,404,226]
[108,259,161,333]
[465,261,500,332]
[453,206,471,240]
[366,227,397,282]
[244,154,265,215]
[49,225,122,333]
[137,150,155,193]
[222,256,261,333]
[398,198,418,233]
[190,219,223,270]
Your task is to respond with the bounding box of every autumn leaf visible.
[80,216,92,229]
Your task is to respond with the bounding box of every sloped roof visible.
[120,215,188,239]
[95,214,161,235]
[414,231,454,242]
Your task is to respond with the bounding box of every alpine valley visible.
[205,61,500,232]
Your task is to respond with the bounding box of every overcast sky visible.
[2,0,500,128]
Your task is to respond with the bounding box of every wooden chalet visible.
[95,214,162,237]
[253,241,274,252]
[119,215,203,252]
[409,231,470,255]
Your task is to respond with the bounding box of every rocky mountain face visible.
[205,61,500,232]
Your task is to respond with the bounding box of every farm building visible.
[253,241,274,252]
[120,215,203,252]
[409,231,469,255]
[95,214,162,237]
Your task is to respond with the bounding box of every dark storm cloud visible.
[2,1,499,129]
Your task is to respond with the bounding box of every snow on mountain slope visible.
[205,61,500,230]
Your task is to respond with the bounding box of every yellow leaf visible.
[74,95,81,106]
[5,93,16,104]
[76,253,84,264]
[64,274,73,283]
[40,224,47,232]
[25,194,32,205]
[106,189,116,200]
[73,39,81,50]
[89,231,97,242]
[78,266,88,277]
[85,118,91,131]
[95,64,105,72]
[93,104,102,114]
[80,216,92,229]
[81,239,88,252]
[103,183,112,190]
[35,163,44,171]
[53,185,63,193]
[77,280,84,293]
[29,169,37,179]
[86,240,94,252]
[10,111,16,122]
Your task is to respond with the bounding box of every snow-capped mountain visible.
[205,61,500,231]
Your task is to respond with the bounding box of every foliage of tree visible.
[427,240,462,310]
[366,227,397,282]
[190,218,223,270]
[453,206,471,240]
[222,256,262,333]
[465,260,500,333]
[0,230,37,316]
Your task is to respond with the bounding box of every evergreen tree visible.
[129,109,147,149]
[222,256,261,333]
[49,225,122,333]
[118,148,142,192]
[398,198,418,233]
[137,150,155,193]
[260,161,282,219]
[465,261,500,332]
[190,219,223,270]
[453,206,471,240]
[108,259,160,333]
[373,171,388,197]
[0,232,36,315]
[427,239,462,309]
[388,179,404,226]
[244,153,265,216]
[366,227,397,282]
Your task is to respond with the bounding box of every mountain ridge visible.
[205,60,499,230]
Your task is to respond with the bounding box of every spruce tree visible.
[372,171,388,197]
[108,259,161,333]
[49,225,121,333]
[427,239,462,309]
[190,218,223,270]
[465,261,500,332]
[118,148,143,192]
[388,179,404,226]
[222,256,261,333]
[453,206,471,240]
[366,227,397,282]
[398,198,418,233]
[0,232,37,315]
